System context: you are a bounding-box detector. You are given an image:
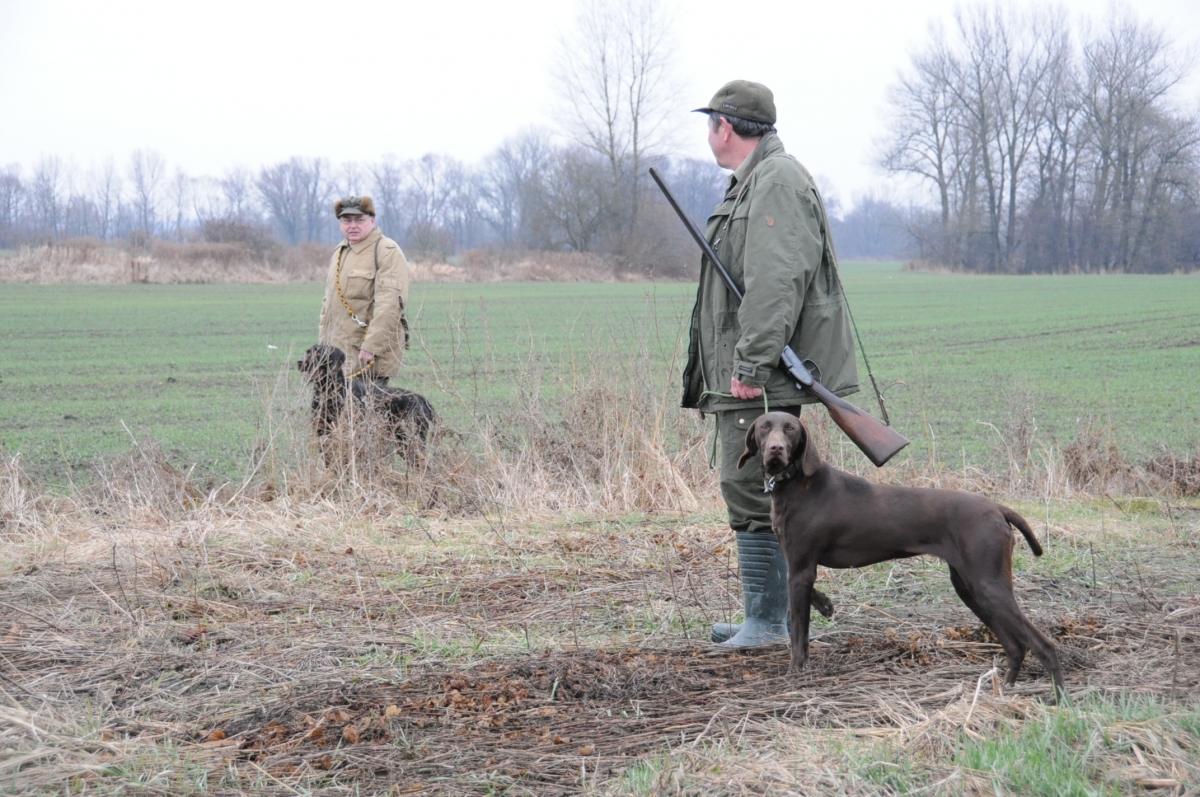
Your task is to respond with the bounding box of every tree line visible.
[0,140,725,265]
[0,140,912,264]
[880,4,1200,273]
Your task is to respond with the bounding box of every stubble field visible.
[2,266,1199,795]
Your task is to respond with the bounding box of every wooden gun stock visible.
[649,166,909,467]
[804,379,909,467]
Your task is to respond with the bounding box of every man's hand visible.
[731,376,762,400]
[359,349,375,365]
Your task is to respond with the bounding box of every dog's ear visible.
[736,421,759,469]
[798,422,822,477]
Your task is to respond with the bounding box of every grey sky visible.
[2,0,1198,207]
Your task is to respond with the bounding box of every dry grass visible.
[1,466,1197,794]
[0,240,686,285]
[0,237,330,284]
[408,250,688,283]
[2,354,1199,794]
[1145,447,1200,498]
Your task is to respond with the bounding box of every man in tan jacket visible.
[319,196,411,383]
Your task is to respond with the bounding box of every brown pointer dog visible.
[738,412,1065,700]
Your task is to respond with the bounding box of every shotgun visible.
[649,166,908,467]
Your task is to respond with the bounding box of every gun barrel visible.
[649,167,745,303]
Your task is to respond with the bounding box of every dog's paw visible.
[811,589,834,619]
[787,655,808,676]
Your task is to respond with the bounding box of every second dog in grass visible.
[297,344,435,466]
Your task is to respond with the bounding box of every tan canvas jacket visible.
[318,226,411,378]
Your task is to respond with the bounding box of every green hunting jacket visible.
[682,132,858,413]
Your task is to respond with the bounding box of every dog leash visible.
[333,238,385,327]
[333,246,370,330]
[700,389,769,469]
[347,361,374,380]
[334,239,387,380]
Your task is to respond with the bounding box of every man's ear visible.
[736,423,759,469]
[799,422,822,477]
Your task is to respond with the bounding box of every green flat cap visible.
[334,195,376,218]
[693,80,776,125]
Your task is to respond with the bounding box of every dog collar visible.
[764,459,804,493]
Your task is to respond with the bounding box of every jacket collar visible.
[727,132,786,196]
[344,225,382,255]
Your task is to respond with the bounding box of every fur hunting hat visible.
[334,195,376,218]
[693,80,776,125]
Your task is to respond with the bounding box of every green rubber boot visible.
[710,622,739,643]
[712,531,789,648]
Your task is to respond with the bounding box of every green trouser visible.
[712,405,800,648]
[717,405,800,534]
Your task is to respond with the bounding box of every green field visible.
[2,266,1198,484]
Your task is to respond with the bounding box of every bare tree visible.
[0,164,23,247]
[30,156,65,238]
[403,154,465,258]
[128,149,166,235]
[333,161,365,199]
[880,1,1200,273]
[190,176,222,225]
[1024,19,1082,273]
[832,192,910,259]
[528,147,612,252]
[444,169,486,251]
[880,27,961,257]
[256,157,333,244]
[979,5,1068,268]
[660,156,725,229]
[478,129,553,246]
[88,157,122,241]
[62,165,96,239]
[1078,8,1194,270]
[171,168,191,241]
[553,0,678,247]
[369,156,407,241]
[220,166,255,219]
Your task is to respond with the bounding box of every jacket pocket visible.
[344,268,374,301]
[794,294,857,395]
[718,204,749,289]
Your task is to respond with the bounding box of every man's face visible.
[707,115,736,169]
[340,213,375,244]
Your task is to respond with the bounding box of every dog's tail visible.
[1001,506,1043,556]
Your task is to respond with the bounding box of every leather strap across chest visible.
[333,239,382,330]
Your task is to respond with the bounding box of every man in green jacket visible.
[683,80,859,648]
